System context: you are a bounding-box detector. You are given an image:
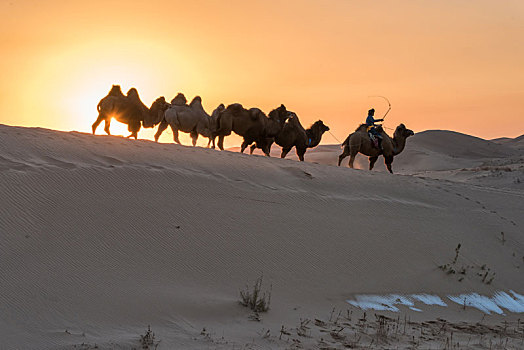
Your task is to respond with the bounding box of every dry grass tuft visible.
[239,275,271,313]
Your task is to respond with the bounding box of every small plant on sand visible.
[139,325,159,349]
[452,243,461,264]
[439,243,462,275]
[239,275,272,313]
[439,243,496,285]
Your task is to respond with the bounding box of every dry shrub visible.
[239,275,271,313]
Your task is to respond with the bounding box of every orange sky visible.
[1,0,523,146]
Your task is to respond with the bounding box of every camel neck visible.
[392,134,407,155]
[306,128,323,148]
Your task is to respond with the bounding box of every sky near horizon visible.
[1,0,523,146]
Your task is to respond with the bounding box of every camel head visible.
[211,104,225,119]
[171,93,187,106]
[312,120,330,133]
[394,123,414,139]
[269,104,293,125]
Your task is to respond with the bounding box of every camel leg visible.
[207,137,215,149]
[281,147,292,159]
[266,139,274,157]
[369,156,379,170]
[103,119,111,136]
[217,135,225,150]
[190,131,198,146]
[338,145,350,166]
[92,114,105,135]
[385,156,394,174]
[249,144,256,155]
[263,143,271,157]
[170,125,181,144]
[240,139,250,153]
[348,148,359,168]
[296,148,306,162]
[154,120,169,142]
[257,139,271,157]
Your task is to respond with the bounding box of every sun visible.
[23,38,185,137]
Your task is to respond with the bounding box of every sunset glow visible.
[1,0,523,146]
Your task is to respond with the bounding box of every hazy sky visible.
[1,0,523,146]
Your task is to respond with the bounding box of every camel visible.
[338,123,414,173]
[214,104,292,155]
[154,93,222,147]
[93,85,166,139]
[251,115,329,161]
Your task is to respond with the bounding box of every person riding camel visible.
[365,108,384,149]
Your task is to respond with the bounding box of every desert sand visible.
[1,124,524,349]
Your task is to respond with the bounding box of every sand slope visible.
[240,130,524,190]
[1,124,524,349]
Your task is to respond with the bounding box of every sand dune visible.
[493,134,524,151]
[1,124,524,349]
[238,130,524,190]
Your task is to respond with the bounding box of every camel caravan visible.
[93,85,414,173]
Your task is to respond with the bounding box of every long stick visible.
[368,95,391,119]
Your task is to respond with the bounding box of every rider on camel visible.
[365,108,384,149]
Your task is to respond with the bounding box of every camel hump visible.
[99,85,125,111]
[355,124,368,132]
[227,103,243,110]
[171,93,187,106]
[375,125,384,133]
[126,88,139,99]
[190,96,202,107]
[108,85,124,97]
[226,103,244,116]
[249,108,263,121]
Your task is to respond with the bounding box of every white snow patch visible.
[347,291,524,314]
